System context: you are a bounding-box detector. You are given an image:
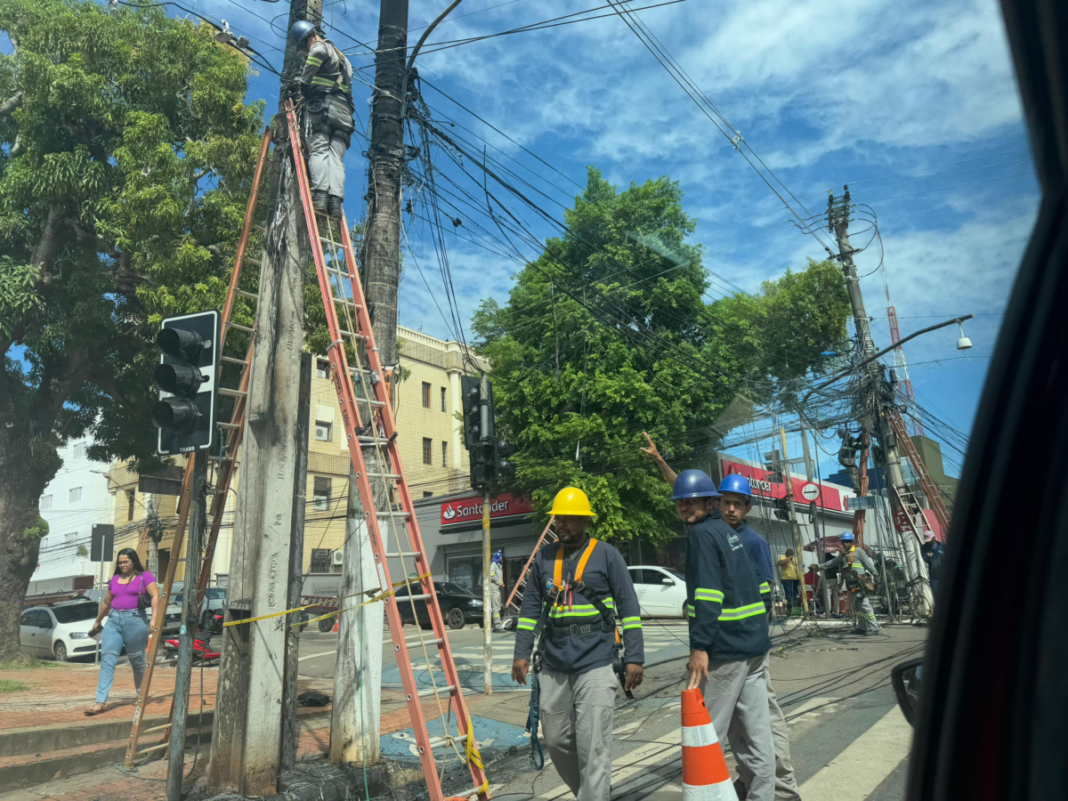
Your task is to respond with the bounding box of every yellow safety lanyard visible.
[552,538,598,611]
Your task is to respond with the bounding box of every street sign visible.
[800,483,820,501]
[90,524,115,563]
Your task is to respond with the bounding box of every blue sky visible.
[6,0,1040,479]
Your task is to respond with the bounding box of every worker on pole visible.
[490,549,504,632]
[512,487,644,801]
[821,532,882,634]
[289,21,354,219]
[677,469,774,801]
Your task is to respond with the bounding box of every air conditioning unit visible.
[331,550,344,566]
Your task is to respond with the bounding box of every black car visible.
[395,581,484,630]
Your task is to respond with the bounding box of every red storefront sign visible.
[720,459,843,511]
[440,493,535,526]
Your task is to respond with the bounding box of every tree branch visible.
[0,91,23,116]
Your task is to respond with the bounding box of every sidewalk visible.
[0,658,519,800]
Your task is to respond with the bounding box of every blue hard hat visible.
[492,550,503,563]
[718,473,753,497]
[840,531,855,542]
[671,469,720,500]
[290,20,316,47]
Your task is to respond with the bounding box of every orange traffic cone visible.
[332,616,339,633]
[681,688,737,800]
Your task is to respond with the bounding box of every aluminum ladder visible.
[123,127,274,769]
[284,101,489,801]
[887,410,952,536]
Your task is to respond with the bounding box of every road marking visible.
[298,649,338,662]
[798,705,912,799]
[537,729,683,800]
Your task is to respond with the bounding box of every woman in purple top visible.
[85,548,160,715]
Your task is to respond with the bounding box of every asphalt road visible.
[295,617,926,800]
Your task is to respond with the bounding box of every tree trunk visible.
[0,425,53,661]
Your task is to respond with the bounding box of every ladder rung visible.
[228,322,254,333]
[339,330,366,340]
[217,422,241,430]
[427,734,468,749]
[221,355,248,365]
[138,742,170,756]
[208,455,234,462]
[385,551,421,558]
[333,298,360,309]
[360,398,385,407]
[235,288,258,300]
[418,684,456,698]
[219,388,247,398]
[142,723,172,734]
[349,367,375,376]
[367,472,400,480]
[406,636,444,647]
[253,225,266,233]
[374,510,411,518]
[403,593,431,602]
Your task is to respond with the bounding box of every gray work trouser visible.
[308,130,348,199]
[490,585,503,629]
[540,664,617,801]
[852,589,881,633]
[764,653,801,800]
[698,654,775,801]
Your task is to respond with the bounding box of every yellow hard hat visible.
[550,486,595,517]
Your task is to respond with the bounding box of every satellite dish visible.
[956,323,972,351]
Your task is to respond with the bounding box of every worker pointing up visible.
[512,487,644,801]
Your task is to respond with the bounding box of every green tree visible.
[472,169,849,546]
[0,0,263,659]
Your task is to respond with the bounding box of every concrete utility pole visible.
[778,428,809,616]
[208,0,320,794]
[828,188,933,613]
[167,454,207,801]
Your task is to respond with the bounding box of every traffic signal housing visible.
[153,310,220,455]
[470,438,496,491]
[461,375,482,448]
[495,440,517,485]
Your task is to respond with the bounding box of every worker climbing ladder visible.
[284,101,489,801]
[123,128,275,769]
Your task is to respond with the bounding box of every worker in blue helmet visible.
[489,550,505,631]
[820,532,882,635]
[288,19,354,219]
[670,469,775,801]
[644,436,800,801]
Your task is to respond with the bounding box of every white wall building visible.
[28,435,113,595]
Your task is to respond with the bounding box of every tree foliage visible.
[0,0,263,658]
[472,169,850,546]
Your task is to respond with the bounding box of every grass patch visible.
[0,679,28,693]
[0,654,58,671]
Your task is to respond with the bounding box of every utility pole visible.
[208,0,320,794]
[480,374,493,695]
[828,188,933,613]
[778,429,809,616]
[167,454,207,801]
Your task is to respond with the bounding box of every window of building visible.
[40,495,52,510]
[316,359,330,379]
[126,490,136,522]
[65,531,77,544]
[69,487,81,503]
[73,442,84,460]
[423,491,434,498]
[313,477,331,511]
[422,382,431,409]
[310,548,332,573]
[315,420,332,442]
[442,441,448,467]
[440,387,447,412]
[422,438,432,465]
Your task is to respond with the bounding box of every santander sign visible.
[440,493,534,526]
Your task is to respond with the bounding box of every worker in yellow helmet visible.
[512,486,644,799]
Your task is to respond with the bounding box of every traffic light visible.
[495,440,517,484]
[470,439,496,491]
[461,375,482,448]
[152,310,220,455]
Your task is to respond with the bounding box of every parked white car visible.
[627,565,689,618]
[19,601,100,662]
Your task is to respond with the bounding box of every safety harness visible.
[526,539,630,769]
[843,546,876,594]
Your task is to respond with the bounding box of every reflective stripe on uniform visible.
[719,602,766,621]
[306,56,322,67]
[517,617,537,631]
[548,599,615,618]
[621,616,642,630]
[759,582,770,594]
[694,588,724,603]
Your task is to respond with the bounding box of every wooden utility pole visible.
[828,188,933,612]
[208,0,320,794]
[166,454,206,801]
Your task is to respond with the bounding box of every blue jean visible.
[782,579,799,609]
[96,609,149,703]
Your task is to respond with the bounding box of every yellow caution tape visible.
[464,713,489,797]
[222,572,432,628]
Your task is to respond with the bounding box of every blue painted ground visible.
[381,663,526,693]
[380,714,531,761]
